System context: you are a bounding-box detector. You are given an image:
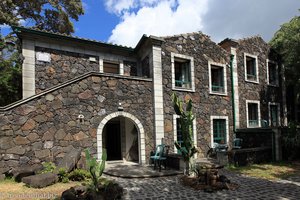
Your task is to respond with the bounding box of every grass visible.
[226,161,300,180]
[0,178,81,200]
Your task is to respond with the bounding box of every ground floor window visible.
[210,116,228,147]
[269,102,280,127]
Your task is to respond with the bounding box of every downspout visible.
[230,54,236,133]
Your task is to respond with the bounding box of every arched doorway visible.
[97,112,146,164]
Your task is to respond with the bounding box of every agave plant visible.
[85,149,107,192]
[172,93,198,175]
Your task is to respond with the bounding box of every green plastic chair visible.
[150,144,167,171]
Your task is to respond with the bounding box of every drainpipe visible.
[230,54,236,133]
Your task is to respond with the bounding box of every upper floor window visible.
[209,62,227,95]
[210,116,228,147]
[171,53,195,91]
[269,102,280,127]
[267,60,279,86]
[246,100,261,128]
[103,61,119,74]
[244,53,259,83]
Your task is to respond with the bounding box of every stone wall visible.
[235,37,282,128]
[35,47,100,94]
[160,33,233,156]
[0,74,153,169]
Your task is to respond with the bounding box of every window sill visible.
[247,125,261,128]
[209,92,228,96]
[245,79,259,84]
[172,87,195,92]
[267,84,279,87]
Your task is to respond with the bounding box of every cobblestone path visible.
[107,170,300,200]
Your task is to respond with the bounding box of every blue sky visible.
[1,0,300,47]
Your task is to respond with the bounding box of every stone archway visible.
[97,111,146,164]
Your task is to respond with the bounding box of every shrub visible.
[68,169,91,181]
[40,162,56,174]
[57,168,69,183]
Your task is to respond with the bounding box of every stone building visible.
[0,26,286,169]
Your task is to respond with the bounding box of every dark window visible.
[248,103,259,127]
[142,56,150,78]
[103,62,119,74]
[211,65,225,93]
[268,62,278,85]
[124,61,137,76]
[176,118,193,154]
[246,56,257,81]
[174,58,191,89]
[270,104,279,127]
[213,119,226,144]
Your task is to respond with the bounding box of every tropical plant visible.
[172,93,198,175]
[85,149,107,193]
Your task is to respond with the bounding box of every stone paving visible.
[105,169,300,200]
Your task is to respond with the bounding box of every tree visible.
[0,0,84,34]
[0,0,84,106]
[172,93,198,175]
[269,14,300,122]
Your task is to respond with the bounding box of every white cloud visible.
[104,0,135,15]
[108,0,208,47]
[105,0,300,47]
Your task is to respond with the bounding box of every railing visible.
[175,80,191,88]
[211,85,224,93]
[247,74,257,81]
[249,120,258,127]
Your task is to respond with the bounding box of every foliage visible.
[0,34,22,106]
[269,14,300,92]
[68,169,91,181]
[85,149,107,193]
[40,162,56,174]
[0,0,85,106]
[172,93,198,175]
[281,122,300,160]
[57,168,69,183]
[0,0,84,34]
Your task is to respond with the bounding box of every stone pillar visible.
[231,47,240,129]
[99,58,103,73]
[152,46,164,146]
[119,62,124,75]
[22,39,35,98]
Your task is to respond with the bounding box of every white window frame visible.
[171,53,195,92]
[208,61,227,96]
[246,100,261,128]
[266,59,279,87]
[210,116,229,147]
[268,102,281,127]
[244,53,259,83]
[173,115,197,153]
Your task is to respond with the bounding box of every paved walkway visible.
[104,161,182,178]
[105,169,300,200]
